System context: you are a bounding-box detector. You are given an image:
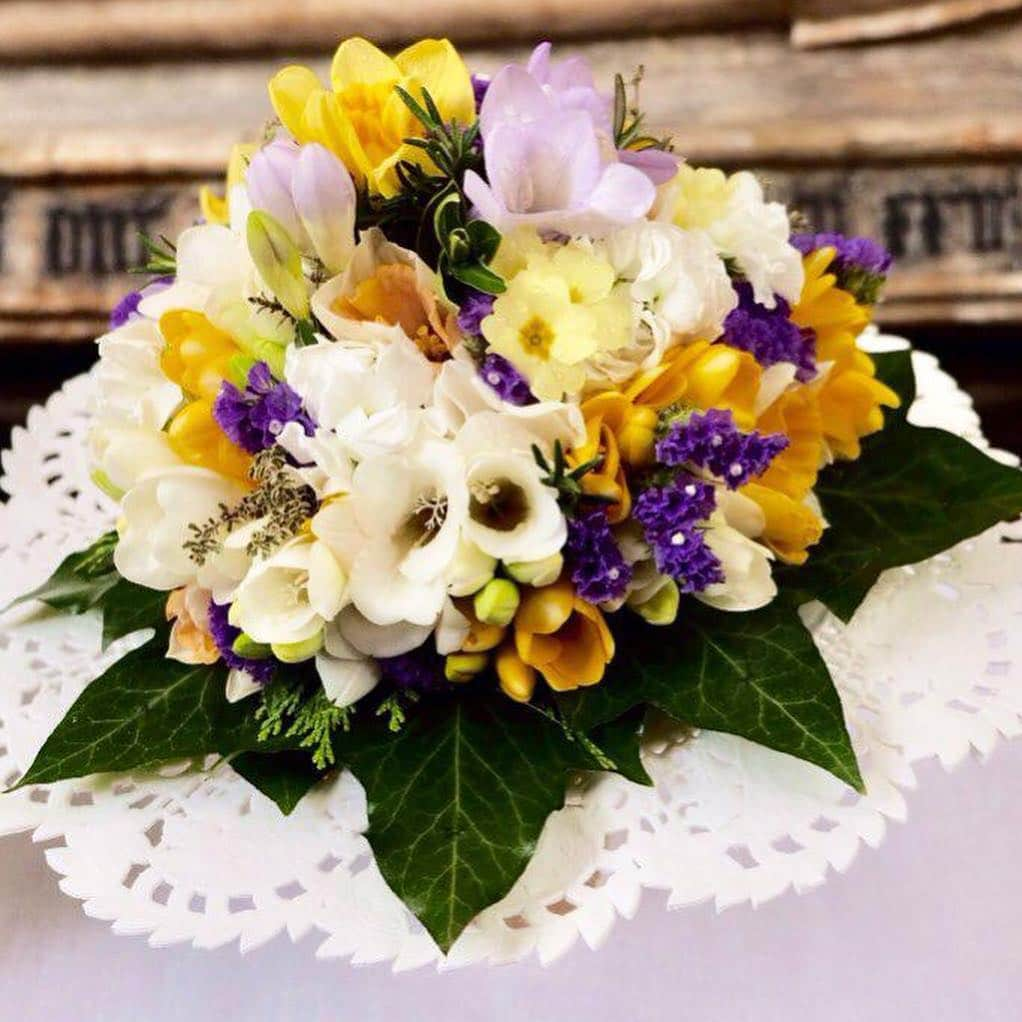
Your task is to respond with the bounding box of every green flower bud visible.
[246,210,310,320]
[231,633,272,660]
[632,578,680,626]
[473,578,521,627]
[90,468,124,501]
[271,630,324,663]
[444,652,489,684]
[504,553,564,588]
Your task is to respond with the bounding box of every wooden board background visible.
[0,2,1020,447]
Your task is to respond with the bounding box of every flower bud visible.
[246,139,305,246]
[292,143,357,275]
[504,552,563,588]
[231,632,273,660]
[271,630,324,663]
[473,578,521,627]
[246,210,309,320]
[459,617,505,654]
[444,652,489,684]
[618,405,659,466]
[631,578,680,625]
[495,644,537,703]
[446,538,497,597]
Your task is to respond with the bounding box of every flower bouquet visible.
[8,37,1022,953]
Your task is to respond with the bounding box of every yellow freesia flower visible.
[495,578,615,702]
[754,386,825,501]
[741,482,824,566]
[268,37,474,195]
[199,143,256,226]
[791,247,900,460]
[481,244,632,401]
[166,398,253,482]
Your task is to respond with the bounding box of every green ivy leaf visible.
[99,579,168,650]
[231,750,326,815]
[780,350,1022,621]
[13,625,272,788]
[560,601,863,792]
[589,707,652,786]
[6,532,120,614]
[334,692,593,952]
[449,261,506,295]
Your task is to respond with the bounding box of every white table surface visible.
[2,742,1019,1022]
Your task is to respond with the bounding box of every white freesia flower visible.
[315,620,381,709]
[335,605,434,657]
[432,355,586,450]
[605,221,737,348]
[90,422,182,495]
[230,534,347,646]
[115,467,247,590]
[697,490,776,612]
[345,438,468,626]
[445,536,497,597]
[284,334,435,459]
[456,412,566,562]
[659,167,803,308]
[93,317,182,429]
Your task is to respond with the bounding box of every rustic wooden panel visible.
[3,25,1021,182]
[792,0,1022,47]
[0,0,785,60]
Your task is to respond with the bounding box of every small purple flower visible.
[378,643,449,694]
[565,510,632,604]
[471,73,491,111]
[109,290,143,329]
[657,409,788,489]
[791,231,892,305]
[213,362,315,454]
[479,353,535,406]
[207,600,275,685]
[457,290,494,337]
[722,282,817,383]
[633,476,723,593]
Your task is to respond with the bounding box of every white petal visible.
[336,605,434,656]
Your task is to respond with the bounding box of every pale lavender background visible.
[2,744,1020,1021]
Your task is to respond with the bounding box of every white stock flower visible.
[661,166,803,308]
[230,534,347,645]
[93,317,182,429]
[284,335,436,460]
[456,412,566,562]
[114,467,247,590]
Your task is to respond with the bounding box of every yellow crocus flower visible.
[268,37,474,196]
[495,578,615,701]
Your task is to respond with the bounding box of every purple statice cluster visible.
[564,510,632,605]
[479,353,535,406]
[213,362,315,454]
[633,476,724,594]
[656,409,788,489]
[791,232,892,305]
[108,290,143,329]
[456,290,494,337]
[207,600,275,685]
[722,282,816,383]
[378,643,450,694]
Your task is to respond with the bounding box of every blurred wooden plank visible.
[3,26,1022,181]
[0,0,786,60]
[793,0,1022,47]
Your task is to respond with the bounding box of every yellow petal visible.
[226,143,257,191]
[301,90,372,183]
[199,186,229,226]
[330,37,400,92]
[515,578,575,636]
[496,644,537,703]
[268,65,322,141]
[369,139,436,198]
[393,38,474,126]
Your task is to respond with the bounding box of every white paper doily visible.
[0,335,1019,969]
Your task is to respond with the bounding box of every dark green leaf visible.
[334,692,592,952]
[232,750,326,815]
[560,601,863,791]
[7,532,119,614]
[780,350,1022,621]
[14,625,272,787]
[589,707,652,786]
[449,261,506,295]
[100,579,168,650]
[465,219,502,263]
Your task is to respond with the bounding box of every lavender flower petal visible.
[722,282,816,382]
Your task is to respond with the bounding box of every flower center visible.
[469,478,529,533]
[517,315,554,361]
[399,490,449,548]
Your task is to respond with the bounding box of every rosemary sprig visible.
[131,232,177,275]
[532,440,616,514]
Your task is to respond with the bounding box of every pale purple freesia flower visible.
[464,63,655,237]
[246,139,356,273]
